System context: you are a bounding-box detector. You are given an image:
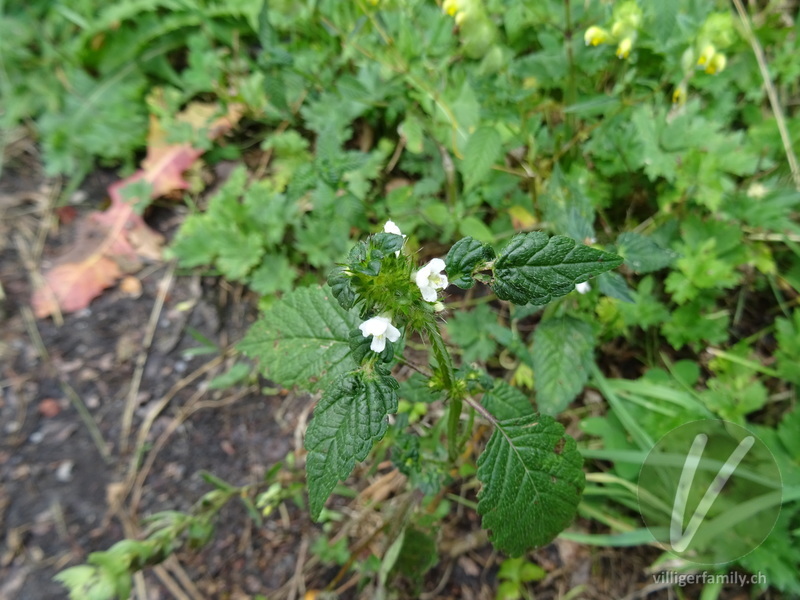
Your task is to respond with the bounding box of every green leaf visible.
[482,381,534,421]
[532,317,595,415]
[399,114,425,154]
[248,254,296,296]
[328,266,357,310]
[239,285,359,392]
[305,368,399,519]
[775,310,800,385]
[596,271,634,303]
[459,215,494,242]
[616,232,677,274]
[215,230,265,281]
[445,236,496,289]
[492,233,623,305]
[477,413,585,555]
[461,126,503,191]
[446,304,503,362]
[207,362,252,390]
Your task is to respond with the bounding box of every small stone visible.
[55,460,74,483]
[119,275,143,298]
[29,431,44,444]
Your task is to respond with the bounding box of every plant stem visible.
[447,395,463,464]
[563,0,578,143]
[426,322,462,462]
[427,322,455,391]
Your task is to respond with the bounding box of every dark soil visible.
[0,159,763,600]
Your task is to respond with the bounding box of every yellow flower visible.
[443,0,459,17]
[584,26,610,47]
[616,37,633,59]
[705,52,726,75]
[697,44,716,66]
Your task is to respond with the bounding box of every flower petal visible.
[370,334,386,352]
[386,323,401,342]
[428,258,446,273]
[415,267,431,289]
[420,285,438,302]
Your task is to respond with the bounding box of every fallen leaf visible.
[32,98,243,318]
[54,205,78,225]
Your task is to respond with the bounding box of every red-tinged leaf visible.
[33,256,122,318]
[31,100,243,318]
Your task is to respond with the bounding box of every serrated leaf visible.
[445,236,496,289]
[238,285,359,392]
[617,232,677,274]
[477,413,585,555]
[215,230,264,280]
[462,126,503,191]
[492,233,623,305]
[482,381,534,421]
[248,254,296,296]
[532,317,595,415]
[305,369,399,519]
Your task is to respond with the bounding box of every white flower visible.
[384,220,403,236]
[415,258,449,302]
[575,281,591,294]
[359,315,401,353]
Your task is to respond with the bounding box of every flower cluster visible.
[357,222,450,354]
[442,0,470,24]
[583,1,642,60]
[672,13,735,105]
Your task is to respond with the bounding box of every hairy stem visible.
[426,322,462,462]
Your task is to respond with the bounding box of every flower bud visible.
[705,52,726,75]
[681,48,696,73]
[616,37,633,59]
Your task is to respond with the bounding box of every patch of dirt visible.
[0,158,759,600]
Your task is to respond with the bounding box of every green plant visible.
[54,468,295,600]
[240,223,627,555]
[36,0,800,595]
[495,556,546,600]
